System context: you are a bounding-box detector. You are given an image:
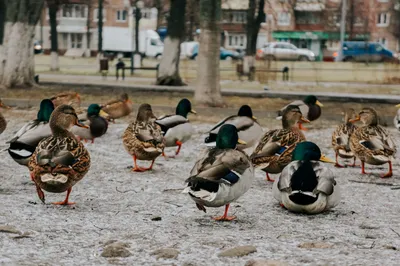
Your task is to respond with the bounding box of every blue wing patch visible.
[275,146,287,156]
[222,171,240,185]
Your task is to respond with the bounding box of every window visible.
[278,12,291,26]
[71,33,83,49]
[232,11,247,23]
[116,10,127,21]
[93,8,106,21]
[61,4,86,18]
[141,8,152,19]
[377,12,389,26]
[377,38,387,48]
[62,33,68,49]
[295,12,320,24]
[227,34,246,48]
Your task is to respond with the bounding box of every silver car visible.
[257,42,315,61]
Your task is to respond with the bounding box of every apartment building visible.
[35,0,160,56]
[264,0,400,60]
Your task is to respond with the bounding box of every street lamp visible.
[131,0,144,74]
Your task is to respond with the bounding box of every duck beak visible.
[349,115,360,123]
[316,100,323,107]
[300,116,311,123]
[99,109,110,119]
[190,109,197,114]
[252,115,257,120]
[319,154,335,163]
[75,120,89,129]
[396,104,400,108]
[237,139,247,145]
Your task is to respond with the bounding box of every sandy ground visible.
[1,109,400,265]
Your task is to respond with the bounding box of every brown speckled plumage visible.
[102,93,133,120]
[332,108,358,159]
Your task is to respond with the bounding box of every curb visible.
[39,81,400,104]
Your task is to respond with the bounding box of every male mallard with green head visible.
[273,141,339,214]
[183,124,253,221]
[277,95,323,130]
[71,104,109,143]
[7,99,55,166]
[28,105,91,205]
[350,107,397,178]
[332,108,358,167]
[205,105,263,152]
[251,105,309,182]
[123,103,164,172]
[156,98,196,157]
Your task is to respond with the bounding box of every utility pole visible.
[131,1,143,75]
[98,0,103,58]
[338,0,347,61]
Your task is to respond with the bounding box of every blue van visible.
[334,41,398,62]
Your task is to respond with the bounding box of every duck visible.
[277,95,323,130]
[0,99,10,134]
[331,108,358,167]
[204,105,263,152]
[155,98,196,157]
[51,91,81,109]
[273,141,339,214]
[28,105,91,205]
[251,105,309,182]
[7,99,55,166]
[123,103,165,172]
[182,124,253,221]
[101,93,133,122]
[349,107,397,178]
[71,104,109,143]
[394,104,400,130]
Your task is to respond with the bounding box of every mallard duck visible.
[273,141,339,214]
[123,103,164,172]
[71,104,109,143]
[101,93,133,122]
[28,105,91,205]
[349,107,397,178]
[394,104,400,130]
[251,105,309,182]
[331,108,358,167]
[7,99,55,166]
[277,95,323,130]
[51,91,81,109]
[155,98,196,157]
[204,105,263,151]
[0,99,10,134]
[182,124,253,221]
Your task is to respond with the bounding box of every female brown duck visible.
[28,105,91,205]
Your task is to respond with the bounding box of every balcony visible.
[295,0,326,12]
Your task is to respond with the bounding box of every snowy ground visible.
[1,109,400,266]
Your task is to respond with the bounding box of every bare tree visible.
[47,0,60,71]
[0,0,44,89]
[244,0,265,76]
[156,0,186,86]
[194,0,224,107]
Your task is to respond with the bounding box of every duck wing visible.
[155,115,188,135]
[277,100,308,117]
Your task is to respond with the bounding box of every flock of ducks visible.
[0,92,398,221]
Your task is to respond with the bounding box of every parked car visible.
[333,41,398,62]
[34,40,43,54]
[189,44,242,60]
[256,42,315,61]
[180,41,199,58]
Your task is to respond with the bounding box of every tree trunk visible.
[155,0,163,30]
[194,0,224,107]
[0,0,44,89]
[156,0,186,86]
[97,0,103,58]
[244,0,265,78]
[49,3,59,71]
[86,0,92,57]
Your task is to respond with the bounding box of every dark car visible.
[190,44,242,60]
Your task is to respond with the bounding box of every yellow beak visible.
[190,109,197,114]
[316,100,324,107]
[349,115,360,123]
[396,104,400,108]
[252,115,257,120]
[319,154,335,163]
[237,139,247,145]
[99,109,110,119]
